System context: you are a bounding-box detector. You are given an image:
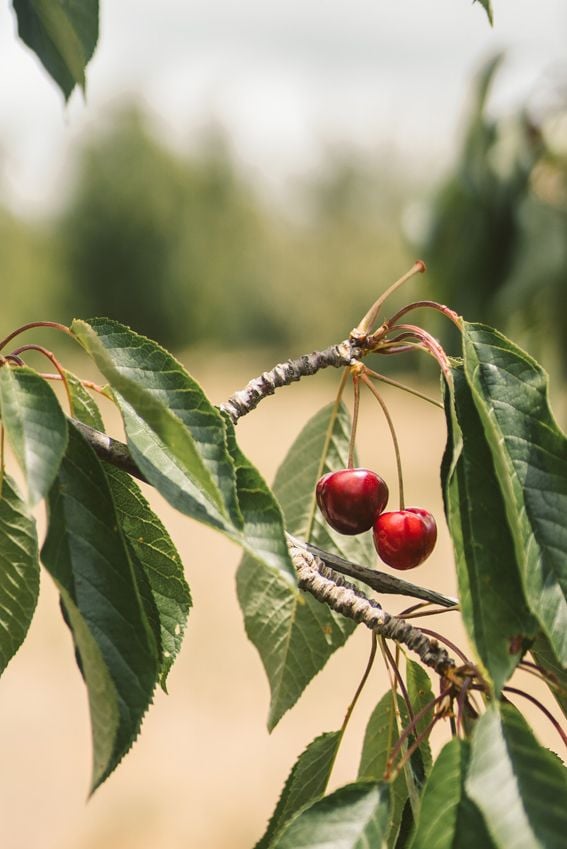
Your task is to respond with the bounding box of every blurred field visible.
[0,356,562,849]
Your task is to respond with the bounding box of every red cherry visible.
[373,507,437,570]
[316,468,389,535]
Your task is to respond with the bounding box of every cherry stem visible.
[388,713,439,782]
[347,371,361,469]
[385,300,462,330]
[360,373,405,509]
[381,637,415,725]
[417,627,471,666]
[385,324,453,384]
[305,367,349,541]
[340,632,378,738]
[363,366,443,409]
[402,607,460,620]
[354,260,426,337]
[385,691,446,778]
[502,686,567,749]
[40,372,108,398]
[0,321,71,352]
[8,344,73,414]
[520,659,566,694]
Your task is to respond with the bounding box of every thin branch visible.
[289,536,457,608]
[70,419,148,483]
[219,338,364,423]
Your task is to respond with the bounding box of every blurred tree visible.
[413,54,567,374]
[58,107,283,350]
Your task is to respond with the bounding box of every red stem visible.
[8,345,73,414]
[503,687,567,749]
[0,321,71,352]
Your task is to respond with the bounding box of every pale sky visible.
[0,0,565,213]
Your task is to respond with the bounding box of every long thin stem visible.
[40,372,109,398]
[0,321,71,352]
[417,627,471,665]
[340,632,378,737]
[363,366,443,409]
[386,323,453,383]
[503,687,567,749]
[385,300,462,329]
[304,367,349,541]
[381,638,415,725]
[354,260,426,337]
[360,373,405,509]
[347,371,361,468]
[9,344,73,413]
[385,691,447,778]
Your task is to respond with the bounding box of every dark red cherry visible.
[373,507,437,570]
[316,468,389,535]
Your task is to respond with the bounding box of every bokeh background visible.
[0,1,566,847]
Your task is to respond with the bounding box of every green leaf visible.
[71,318,231,520]
[255,731,342,849]
[466,703,567,849]
[474,0,494,25]
[408,738,495,849]
[269,781,391,849]
[405,660,434,776]
[530,633,567,721]
[0,365,68,507]
[237,401,367,729]
[65,370,191,691]
[463,323,567,665]
[442,362,536,692]
[12,0,99,99]
[104,466,191,690]
[0,475,40,675]
[358,691,411,848]
[41,424,160,790]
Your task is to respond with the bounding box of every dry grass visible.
[0,357,562,849]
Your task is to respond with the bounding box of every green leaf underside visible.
[405,660,434,776]
[72,318,295,585]
[0,476,40,675]
[41,424,160,790]
[269,781,391,849]
[408,738,495,849]
[65,373,191,691]
[442,363,536,692]
[463,323,567,666]
[12,0,99,99]
[71,318,231,520]
[237,401,368,730]
[0,366,68,507]
[358,691,412,848]
[255,731,342,849]
[466,703,567,849]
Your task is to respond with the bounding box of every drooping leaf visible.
[269,781,391,849]
[12,0,99,99]
[358,691,411,848]
[408,738,495,849]
[71,318,232,520]
[255,731,342,849]
[474,0,494,25]
[237,401,367,729]
[71,318,296,584]
[41,424,160,790]
[466,703,567,849]
[462,323,567,666]
[530,632,567,721]
[0,475,40,675]
[0,365,68,507]
[65,371,191,691]
[405,660,434,776]
[442,362,536,691]
[104,466,191,690]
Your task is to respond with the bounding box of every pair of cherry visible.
[316,468,437,570]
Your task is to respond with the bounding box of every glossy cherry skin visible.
[373,507,437,570]
[316,468,389,535]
